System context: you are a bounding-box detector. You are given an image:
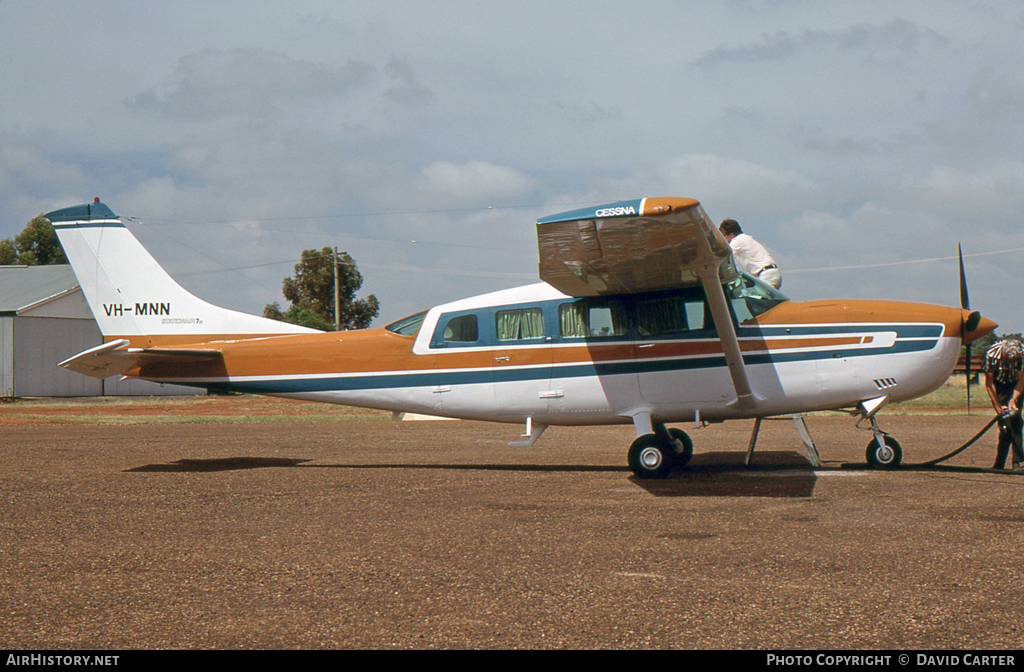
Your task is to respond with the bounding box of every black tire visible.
[668,428,694,467]
[866,435,902,469]
[628,434,675,479]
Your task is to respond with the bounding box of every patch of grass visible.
[888,380,989,415]
[1,378,998,426]
[0,394,393,426]
[0,412,391,425]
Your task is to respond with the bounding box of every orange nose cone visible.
[963,311,998,344]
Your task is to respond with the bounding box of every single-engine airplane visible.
[48,197,996,478]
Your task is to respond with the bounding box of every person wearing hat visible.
[718,219,782,290]
[983,338,1024,470]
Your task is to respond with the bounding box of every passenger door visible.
[552,298,638,417]
[491,305,553,419]
[634,291,731,406]
[429,310,494,418]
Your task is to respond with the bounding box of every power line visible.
[131,212,1024,284]
[142,202,554,225]
[135,201,593,254]
[172,243,1024,282]
[786,246,1024,275]
[177,256,536,280]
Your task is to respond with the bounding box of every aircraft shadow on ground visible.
[127,458,629,474]
[125,450,823,498]
[633,451,818,498]
[125,457,313,473]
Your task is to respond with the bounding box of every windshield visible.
[725,273,788,323]
[384,310,427,336]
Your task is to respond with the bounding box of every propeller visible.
[959,244,974,413]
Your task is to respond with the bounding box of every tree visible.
[0,239,17,265]
[262,302,337,332]
[963,332,1023,358]
[264,247,380,331]
[0,215,68,265]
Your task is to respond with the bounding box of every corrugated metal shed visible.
[0,265,80,314]
[0,265,200,398]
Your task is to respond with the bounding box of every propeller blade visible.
[965,342,972,414]
[959,243,971,413]
[958,243,970,311]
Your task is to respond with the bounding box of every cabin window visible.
[635,296,711,336]
[559,300,627,338]
[495,308,545,341]
[725,274,788,323]
[440,314,479,343]
[385,311,427,336]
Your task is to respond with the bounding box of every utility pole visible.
[333,246,340,331]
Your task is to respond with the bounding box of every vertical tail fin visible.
[46,200,317,342]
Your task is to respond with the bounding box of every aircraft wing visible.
[536,197,739,296]
[536,197,761,410]
[59,339,223,379]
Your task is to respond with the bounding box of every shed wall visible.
[3,271,202,397]
[1,316,13,397]
[13,316,103,397]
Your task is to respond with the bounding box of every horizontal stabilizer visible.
[59,340,222,379]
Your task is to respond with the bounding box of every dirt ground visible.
[1,396,1022,649]
[0,394,390,426]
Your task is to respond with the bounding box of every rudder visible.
[46,199,317,342]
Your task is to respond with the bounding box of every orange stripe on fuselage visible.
[112,330,894,383]
[113,329,423,379]
[109,298,988,381]
[752,299,966,336]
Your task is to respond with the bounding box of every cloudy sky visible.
[2,1,1023,332]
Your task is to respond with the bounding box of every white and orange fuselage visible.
[48,198,995,436]
[92,285,983,427]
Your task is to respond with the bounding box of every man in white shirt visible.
[718,219,782,290]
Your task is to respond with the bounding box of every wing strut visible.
[694,233,763,411]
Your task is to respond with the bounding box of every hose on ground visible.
[910,414,1001,467]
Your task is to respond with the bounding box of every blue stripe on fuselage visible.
[194,328,943,395]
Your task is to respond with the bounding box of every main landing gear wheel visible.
[668,428,694,467]
[628,435,674,479]
[866,435,903,469]
[628,428,694,479]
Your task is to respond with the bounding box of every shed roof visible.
[0,265,80,314]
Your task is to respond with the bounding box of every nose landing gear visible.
[856,396,902,469]
[866,433,903,469]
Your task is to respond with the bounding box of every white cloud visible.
[419,160,538,203]
[0,137,85,232]
[3,2,1024,330]
[652,154,822,216]
[129,47,376,121]
[966,66,1024,123]
[120,177,179,216]
[921,162,1024,198]
[901,162,1024,228]
[382,58,434,106]
[0,138,82,196]
[691,18,948,68]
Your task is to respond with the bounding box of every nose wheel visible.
[854,396,902,469]
[866,434,902,469]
